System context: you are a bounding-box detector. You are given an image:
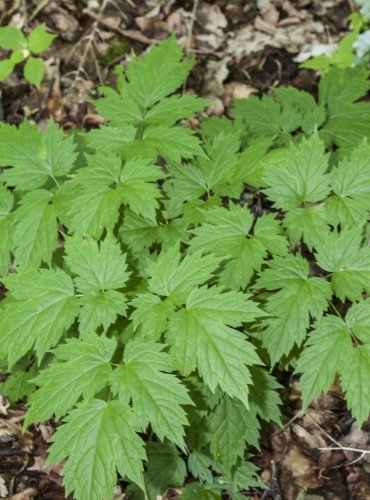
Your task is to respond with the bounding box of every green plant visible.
[0,23,56,87]
[300,10,370,71]
[1,37,370,500]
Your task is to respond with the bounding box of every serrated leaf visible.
[283,205,330,250]
[209,396,260,471]
[190,204,287,289]
[264,135,330,211]
[315,227,370,301]
[296,315,351,408]
[126,36,193,108]
[326,141,370,226]
[130,293,175,340]
[340,346,370,425]
[111,339,192,448]
[69,183,121,238]
[25,334,116,425]
[256,254,331,363]
[28,23,56,53]
[13,189,57,268]
[116,158,163,221]
[144,442,187,498]
[167,290,262,405]
[64,235,129,333]
[145,245,221,304]
[248,367,282,424]
[120,210,157,252]
[65,235,129,294]
[94,88,142,126]
[142,125,204,162]
[0,120,76,190]
[181,483,221,499]
[79,290,127,333]
[144,95,208,125]
[47,399,146,500]
[319,66,370,149]
[0,269,79,365]
[188,451,216,483]
[0,366,36,405]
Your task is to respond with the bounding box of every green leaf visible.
[65,235,129,294]
[116,158,163,221]
[65,235,129,333]
[325,141,370,226]
[0,269,79,365]
[283,205,330,250]
[345,299,370,343]
[315,227,370,301]
[0,367,36,405]
[111,339,192,448]
[190,204,287,289]
[209,396,261,471]
[248,367,282,424]
[68,182,121,238]
[264,135,330,211]
[188,451,217,483]
[42,119,77,177]
[0,185,13,275]
[198,132,240,194]
[0,120,76,190]
[319,66,370,149]
[0,58,15,79]
[340,346,370,425]
[24,56,45,88]
[13,189,57,268]
[145,245,221,304]
[27,23,56,53]
[0,26,26,50]
[234,137,274,187]
[25,334,116,425]
[142,125,204,162]
[94,88,142,127]
[232,461,265,490]
[144,95,208,125]
[78,290,127,334]
[126,36,193,108]
[181,483,221,499]
[256,254,331,363]
[167,287,262,405]
[233,95,282,137]
[47,399,146,500]
[143,442,187,499]
[130,293,175,340]
[296,315,352,408]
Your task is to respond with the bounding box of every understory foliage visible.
[1,37,370,499]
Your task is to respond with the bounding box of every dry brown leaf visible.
[0,477,8,498]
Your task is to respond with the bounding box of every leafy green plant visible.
[300,9,370,71]
[0,23,56,87]
[1,36,370,499]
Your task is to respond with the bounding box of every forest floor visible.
[1,0,370,499]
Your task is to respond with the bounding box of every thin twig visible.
[270,411,303,438]
[29,0,49,21]
[83,9,160,46]
[319,446,370,454]
[72,0,109,87]
[186,0,200,56]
